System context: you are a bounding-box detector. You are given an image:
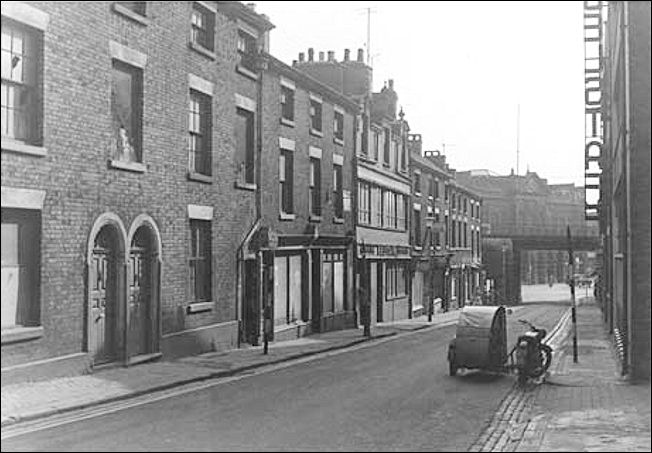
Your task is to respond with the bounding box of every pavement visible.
[2,298,650,452]
[1,311,459,430]
[471,296,651,452]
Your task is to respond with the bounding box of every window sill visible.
[236,64,259,80]
[235,181,257,191]
[309,215,322,223]
[189,41,216,60]
[333,217,344,224]
[333,137,344,146]
[1,326,44,345]
[1,138,47,157]
[187,171,213,184]
[109,159,147,173]
[280,117,295,128]
[386,295,407,302]
[112,3,149,26]
[187,302,214,314]
[279,212,296,221]
[309,129,323,138]
[415,192,422,197]
[413,246,423,251]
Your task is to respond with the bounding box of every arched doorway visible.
[127,222,160,358]
[89,224,124,365]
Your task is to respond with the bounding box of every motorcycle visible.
[514,319,553,385]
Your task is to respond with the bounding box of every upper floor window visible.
[414,172,421,195]
[333,163,343,219]
[383,127,391,165]
[333,109,344,143]
[358,181,371,225]
[116,2,146,16]
[237,29,257,72]
[188,90,212,176]
[309,157,322,217]
[279,149,294,215]
[111,60,143,163]
[373,129,380,160]
[280,84,294,124]
[413,207,422,247]
[428,177,435,199]
[310,97,322,135]
[1,19,42,145]
[236,107,255,185]
[191,2,215,53]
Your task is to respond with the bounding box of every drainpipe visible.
[623,2,632,378]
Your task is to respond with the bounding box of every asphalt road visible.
[2,300,568,452]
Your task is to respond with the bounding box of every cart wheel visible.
[449,360,457,377]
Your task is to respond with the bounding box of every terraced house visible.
[1,1,267,383]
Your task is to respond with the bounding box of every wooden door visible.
[90,246,116,363]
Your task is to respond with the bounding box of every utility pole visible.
[516,103,520,176]
[567,225,578,363]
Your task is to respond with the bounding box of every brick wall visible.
[1,2,256,370]
[628,0,651,381]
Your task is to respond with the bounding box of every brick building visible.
[231,36,359,344]
[1,1,268,383]
[594,1,651,380]
[294,51,413,325]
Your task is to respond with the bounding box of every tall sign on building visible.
[583,1,604,221]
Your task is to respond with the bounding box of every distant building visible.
[456,170,599,303]
[408,138,483,314]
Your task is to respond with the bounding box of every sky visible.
[255,1,587,186]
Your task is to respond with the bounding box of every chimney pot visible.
[299,52,305,62]
[327,50,335,62]
[357,48,364,62]
[319,51,324,62]
[308,48,314,61]
[344,49,350,61]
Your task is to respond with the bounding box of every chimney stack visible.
[344,49,350,61]
[357,48,364,62]
[298,52,305,62]
[388,79,394,90]
[246,3,256,11]
[319,51,325,62]
[327,50,335,62]
[308,48,314,62]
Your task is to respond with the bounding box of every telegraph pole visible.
[567,225,579,363]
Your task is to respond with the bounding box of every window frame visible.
[189,219,212,303]
[309,156,322,218]
[110,58,144,166]
[1,18,43,149]
[188,89,212,178]
[190,1,216,56]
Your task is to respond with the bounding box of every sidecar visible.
[447,305,508,376]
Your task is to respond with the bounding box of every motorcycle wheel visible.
[540,344,553,373]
